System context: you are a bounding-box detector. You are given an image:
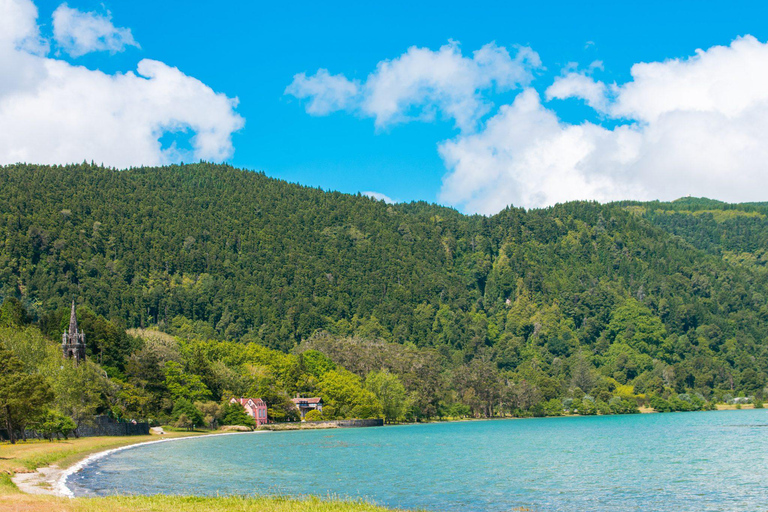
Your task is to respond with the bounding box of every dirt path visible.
[12,466,67,496]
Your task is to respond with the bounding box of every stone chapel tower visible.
[62,300,86,363]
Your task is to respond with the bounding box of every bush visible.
[609,397,640,414]
[543,398,563,417]
[174,413,192,430]
[669,396,695,412]
[171,398,204,428]
[570,398,583,414]
[447,403,471,418]
[221,402,256,428]
[32,409,77,440]
[304,410,323,421]
[351,403,382,419]
[650,395,673,412]
[529,402,547,417]
[579,399,598,416]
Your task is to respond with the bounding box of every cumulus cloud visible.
[286,41,540,131]
[53,4,139,57]
[442,35,768,212]
[546,69,610,112]
[439,89,642,214]
[285,69,359,115]
[363,191,395,203]
[0,0,47,54]
[0,0,244,168]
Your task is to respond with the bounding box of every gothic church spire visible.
[68,299,78,334]
[63,300,86,363]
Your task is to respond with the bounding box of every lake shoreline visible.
[59,430,268,497]
[9,405,760,499]
[57,409,768,512]
[3,430,402,512]
[11,430,240,497]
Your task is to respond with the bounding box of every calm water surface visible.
[68,410,768,511]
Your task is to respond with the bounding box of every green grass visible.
[0,433,198,475]
[0,493,402,512]
[0,473,15,493]
[0,494,401,512]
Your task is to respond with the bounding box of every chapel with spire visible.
[62,300,86,363]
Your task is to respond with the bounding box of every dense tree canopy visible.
[1,163,768,424]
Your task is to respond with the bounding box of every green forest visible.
[2,162,768,434]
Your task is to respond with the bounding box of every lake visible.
[68,409,768,511]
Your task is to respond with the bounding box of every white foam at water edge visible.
[56,430,267,498]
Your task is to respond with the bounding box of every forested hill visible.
[622,197,768,271]
[2,162,768,411]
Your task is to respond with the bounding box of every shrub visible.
[304,409,323,421]
[171,398,204,428]
[174,413,192,430]
[447,403,471,418]
[32,409,77,440]
[221,402,256,429]
[543,398,563,417]
[609,397,640,414]
[579,399,598,416]
[530,402,547,417]
[650,395,673,412]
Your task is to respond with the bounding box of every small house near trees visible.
[291,396,323,419]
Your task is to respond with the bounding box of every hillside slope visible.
[1,163,767,410]
[623,197,768,272]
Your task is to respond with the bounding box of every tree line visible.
[1,163,768,433]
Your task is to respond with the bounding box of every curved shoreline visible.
[21,408,752,498]
[55,430,267,498]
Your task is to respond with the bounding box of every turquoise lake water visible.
[68,410,768,511]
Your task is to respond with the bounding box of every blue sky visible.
[7,1,768,212]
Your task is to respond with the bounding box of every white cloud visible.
[0,0,47,54]
[439,89,642,214]
[443,35,768,212]
[545,66,610,112]
[285,69,359,115]
[363,191,395,203]
[546,70,610,112]
[0,0,244,168]
[53,4,139,57]
[613,37,768,122]
[286,41,540,131]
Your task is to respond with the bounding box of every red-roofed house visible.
[230,397,269,426]
[291,396,323,419]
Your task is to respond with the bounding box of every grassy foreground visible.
[0,493,395,512]
[0,431,207,474]
[0,433,400,512]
